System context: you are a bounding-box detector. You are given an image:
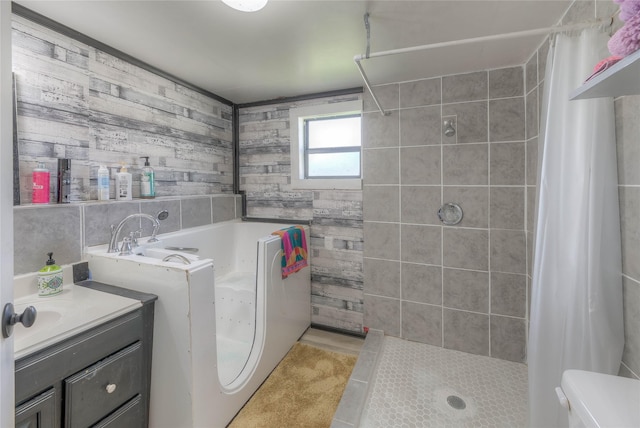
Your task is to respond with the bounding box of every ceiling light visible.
[221,0,268,12]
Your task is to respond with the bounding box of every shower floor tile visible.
[360,336,528,428]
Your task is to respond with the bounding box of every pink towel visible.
[271,226,308,278]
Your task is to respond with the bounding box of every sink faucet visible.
[108,212,163,253]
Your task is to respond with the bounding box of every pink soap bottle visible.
[32,162,50,204]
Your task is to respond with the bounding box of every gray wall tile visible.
[364,258,400,298]
[443,268,489,313]
[401,186,441,225]
[490,187,525,230]
[363,111,400,148]
[363,222,400,260]
[212,195,236,223]
[442,102,488,144]
[489,98,525,142]
[140,199,181,237]
[364,294,400,336]
[443,71,488,103]
[615,97,640,185]
[443,228,489,271]
[400,146,441,185]
[84,201,141,247]
[525,87,539,140]
[443,309,489,356]
[620,187,640,280]
[400,78,441,108]
[443,144,488,185]
[491,272,527,317]
[363,148,399,185]
[14,205,83,275]
[401,224,442,265]
[537,40,550,84]
[364,84,399,113]
[525,53,538,95]
[526,137,538,186]
[400,106,442,146]
[181,197,212,229]
[491,230,526,274]
[527,187,536,233]
[363,186,399,222]
[402,301,442,345]
[490,315,527,362]
[622,277,640,376]
[490,142,525,185]
[489,67,524,99]
[402,263,442,305]
[443,187,488,229]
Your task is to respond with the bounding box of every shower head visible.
[157,210,169,221]
[444,119,456,137]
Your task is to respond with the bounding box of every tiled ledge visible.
[331,329,384,428]
[13,194,242,275]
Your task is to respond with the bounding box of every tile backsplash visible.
[14,195,240,275]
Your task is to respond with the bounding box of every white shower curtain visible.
[528,28,624,428]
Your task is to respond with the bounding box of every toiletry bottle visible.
[57,159,71,203]
[38,252,63,297]
[140,156,155,199]
[97,165,110,201]
[32,162,50,204]
[115,164,132,201]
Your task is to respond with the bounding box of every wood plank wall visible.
[239,97,364,333]
[12,15,233,203]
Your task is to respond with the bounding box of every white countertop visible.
[13,270,142,360]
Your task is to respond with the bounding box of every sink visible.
[13,285,141,359]
[559,369,640,427]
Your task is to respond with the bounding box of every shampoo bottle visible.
[97,165,110,201]
[38,252,63,297]
[32,162,50,204]
[115,165,132,201]
[140,156,155,199]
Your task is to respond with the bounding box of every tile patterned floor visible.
[360,336,528,428]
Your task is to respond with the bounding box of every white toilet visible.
[556,369,640,427]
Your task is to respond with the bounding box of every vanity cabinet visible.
[15,282,156,428]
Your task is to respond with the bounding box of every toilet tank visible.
[558,369,640,428]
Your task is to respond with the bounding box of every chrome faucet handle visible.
[119,237,133,256]
[130,229,143,247]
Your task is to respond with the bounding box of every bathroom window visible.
[290,100,362,190]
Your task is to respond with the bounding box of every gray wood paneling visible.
[12,15,232,203]
[239,96,364,334]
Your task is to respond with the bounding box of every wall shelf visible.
[570,49,640,100]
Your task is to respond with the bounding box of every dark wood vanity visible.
[14,281,156,428]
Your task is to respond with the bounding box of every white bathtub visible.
[87,219,311,427]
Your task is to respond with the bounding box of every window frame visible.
[289,100,362,190]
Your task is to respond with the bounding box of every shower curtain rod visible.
[355,19,607,116]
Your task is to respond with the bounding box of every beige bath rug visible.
[228,342,357,428]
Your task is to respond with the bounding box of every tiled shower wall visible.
[12,14,233,203]
[616,95,640,379]
[238,95,365,333]
[362,68,529,362]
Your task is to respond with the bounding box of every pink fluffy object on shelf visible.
[609,0,640,56]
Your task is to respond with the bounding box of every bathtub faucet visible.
[108,211,167,253]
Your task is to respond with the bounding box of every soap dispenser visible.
[115,164,132,201]
[38,252,63,297]
[140,156,155,199]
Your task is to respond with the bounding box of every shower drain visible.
[446,395,467,410]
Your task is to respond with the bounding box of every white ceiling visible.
[15,0,572,104]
